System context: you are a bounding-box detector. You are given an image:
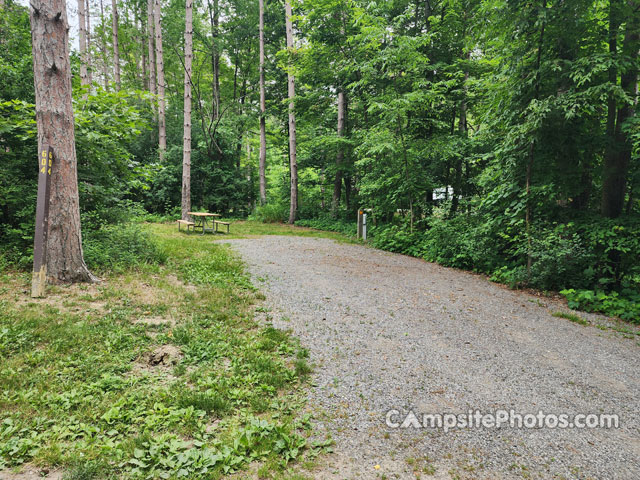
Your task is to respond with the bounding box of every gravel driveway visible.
[224,236,640,480]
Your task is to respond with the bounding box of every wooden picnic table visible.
[188,212,220,234]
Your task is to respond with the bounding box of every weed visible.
[552,311,589,326]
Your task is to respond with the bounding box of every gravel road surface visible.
[225,236,640,480]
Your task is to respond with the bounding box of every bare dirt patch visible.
[0,467,62,480]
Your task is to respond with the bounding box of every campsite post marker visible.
[31,146,54,298]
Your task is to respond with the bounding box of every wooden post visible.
[357,209,363,239]
[31,146,54,298]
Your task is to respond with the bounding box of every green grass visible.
[148,219,356,244]
[552,311,589,326]
[0,223,329,479]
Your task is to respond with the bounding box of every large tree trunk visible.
[111,0,120,90]
[258,0,267,205]
[99,0,109,89]
[181,0,193,220]
[77,0,89,86]
[154,0,166,159]
[285,0,297,224]
[85,0,92,85]
[331,89,345,213]
[29,0,96,284]
[601,0,638,219]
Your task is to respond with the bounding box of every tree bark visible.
[77,0,88,86]
[154,0,166,159]
[285,0,297,224]
[140,12,148,90]
[208,0,220,120]
[258,0,267,205]
[85,0,92,85]
[181,0,193,220]
[111,0,120,90]
[99,0,109,89]
[602,0,639,218]
[146,0,156,102]
[29,0,96,284]
[331,89,345,213]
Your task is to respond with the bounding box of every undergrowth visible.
[0,224,329,478]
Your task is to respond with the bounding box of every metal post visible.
[357,210,363,239]
[31,146,54,298]
[362,213,367,241]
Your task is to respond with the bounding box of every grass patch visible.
[147,219,355,244]
[552,311,589,326]
[0,223,326,478]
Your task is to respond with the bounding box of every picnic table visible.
[188,212,220,234]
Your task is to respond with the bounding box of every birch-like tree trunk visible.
[285,0,297,223]
[209,0,220,120]
[111,0,121,90]
[99,0,109,89]
[331,89,345,213]
[86,0,93,85]
[146,0,156,102]
[77,0,89,86]
[29,0,96,284]
[181,0,193,220]
[140,14,148,90]
[258,0,267,205]
[154,0,166,158]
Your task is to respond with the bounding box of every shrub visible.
[83,223,166,273]
[526,225,596,291]
[295,217,356,236]
[561,288,640,324]
[250,203,288,223]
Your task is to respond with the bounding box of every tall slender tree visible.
[154,0,166,158]
[85,0,93,85]
[258,0,267,204]
[77,0,89,86]
[99,0,109,89]
[111,0,121,89]
[182,0,193,220]
[208,0,220,120]
[285,0,297,223]
[147,0,156,101]
[29,0,96,283]
[332,89,345,212]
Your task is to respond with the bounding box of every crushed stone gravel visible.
[223,236,640,479]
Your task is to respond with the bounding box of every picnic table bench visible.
[177,219,195,232]
[214,220,230,233]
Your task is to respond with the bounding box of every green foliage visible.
[0,90,154,269]
[561,288,640,324]
[82,223,167,273]
[0,226,323,476]
[295,217,356,236]
[251,203,289,223]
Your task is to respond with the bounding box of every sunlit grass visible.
[0,223,327,478]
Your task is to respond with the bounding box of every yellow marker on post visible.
[31,146,54,298]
